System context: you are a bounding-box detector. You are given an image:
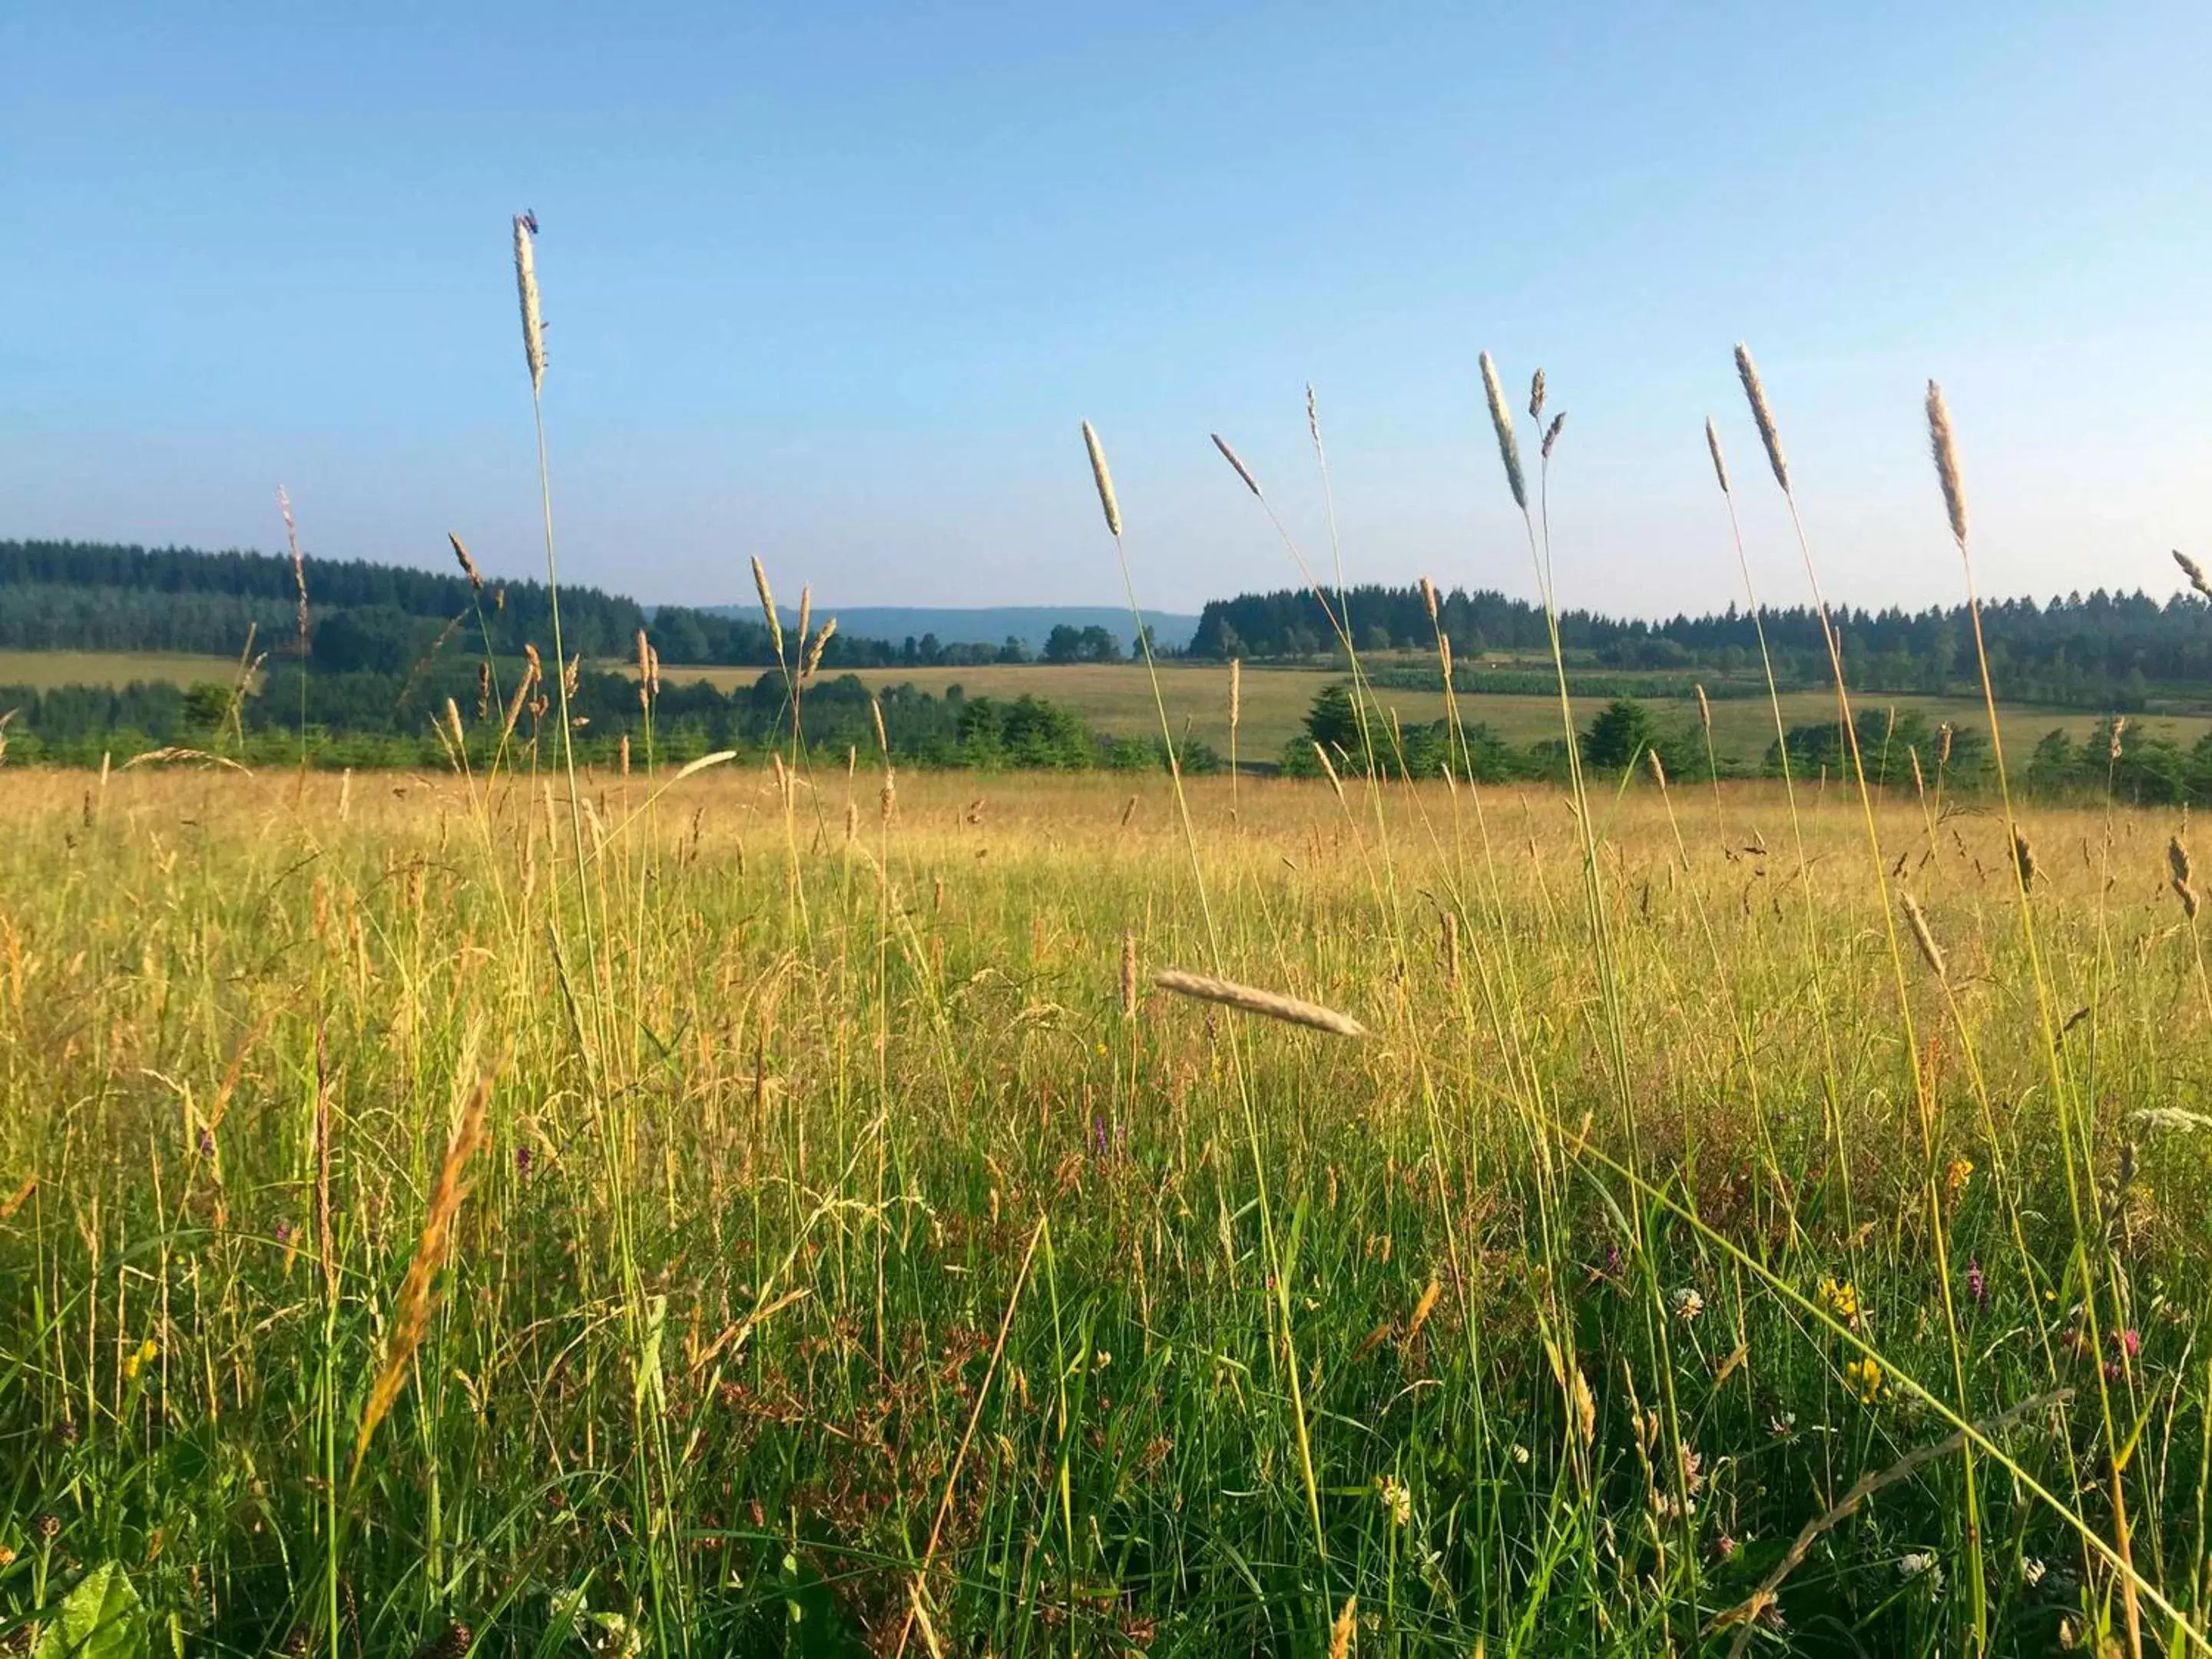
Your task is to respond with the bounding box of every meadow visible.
[1,750,2207,1656]
[5,218,2210,1657]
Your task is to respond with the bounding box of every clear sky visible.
[5,4,2208,618]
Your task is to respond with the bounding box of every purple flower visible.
[197,1127,216,1156]
[2114,1327,2141,1359]
[1091,1114,1109,1159]
[515,1144,534,1178]
[1965,1258,1986,1310]
[273,1220,293,1244]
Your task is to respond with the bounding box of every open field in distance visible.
[0,647,246,690]
[651,658,2212,763]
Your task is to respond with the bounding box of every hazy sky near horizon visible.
[5,4,2208,619]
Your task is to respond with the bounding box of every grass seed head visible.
[352,1071,492,1478]
[1479,352,1528,510]
[1329,1595,1357,1659]
[2175,549,2212,603]
[1925,379,1969,545]
[1696,684,1712,736]
[1900,891,1947,982]
[1733,343,1789,493]
[1541,410,1565,459]
[1228,657,1241,731]
[1081,420,1121,537]
[1704,416,1731,495]
[1120,928,1137,1020]
[512,213,545,393]
[1153,968,1367,1039]
[1210,432,1262,497]
[751,556,783,661]
[2012,826,2040,893]
[1528,367,1545,422]
[449,533,483,591]
[803,618,837,680]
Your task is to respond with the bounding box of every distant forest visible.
[1192,582,2212,712]
[0,540,1113,670]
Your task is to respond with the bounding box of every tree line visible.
[1194,581,2212,713]
[0,540,1144,671]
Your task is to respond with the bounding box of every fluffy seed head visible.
[1647,749,1667,789]
[803,618,837,680]
[1479,352,1528,510]
[1210,433,1262,497]
[2169,833,2193,889]
[796,587,813,661]
[1228,657,1241,730]
[1704,416,1731,495]
[278,487,309,650]
[1541,411,1566,460]
[1152,969,1368,1040]
[1936,724,1954,767]
[1528,368,1546,422]
[449,532,483,591]
[2012,826,2040,893]
[1120,928,1137,1020]
[1901,891,1947,982]
[1733,344,1789,493]
[1420,575,1440,624]
[2108,716,2126,762]
[1695,684,1712,736]
[353,1071,492,1477]
[751,557,783,660]
[512,214,545,393]
[1328,1595,1358,1659]
[2174,550,2212,603]
[1081,421,1121,537]
[1925,380,1969,545]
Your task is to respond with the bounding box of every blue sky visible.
[4,3,2207,617]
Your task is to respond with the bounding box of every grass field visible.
[2,750,2207,1654]
[651,657,2212,766]
[0,648,246,690]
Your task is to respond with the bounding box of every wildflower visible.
[1899,1551,1945,1599]
[1671,1287,1704,1323]
[1844,1356,1885,1402]
[1375,1474,1412,1528]
[515,1144,534,1179]
[1965,1257,1986,1310]
[2022,1556,2048,1588]
[197,1126,216,1157]
[1816,1277,1859,1324]
[2114,1327,2142,1359]
[1945,1156,1974,1196]
[1510,1442,1530,1465]
[273,1219,293,1245]
[1716,1533,1738,1561]
[123,1338,158,1382]
[1767,1411,1796,1439]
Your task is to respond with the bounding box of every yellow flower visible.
[1816,1277,1859,1323]
[123,1337,158,1382]
[1944,1157,1974,1196]
[1843,1356,1884,1403]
